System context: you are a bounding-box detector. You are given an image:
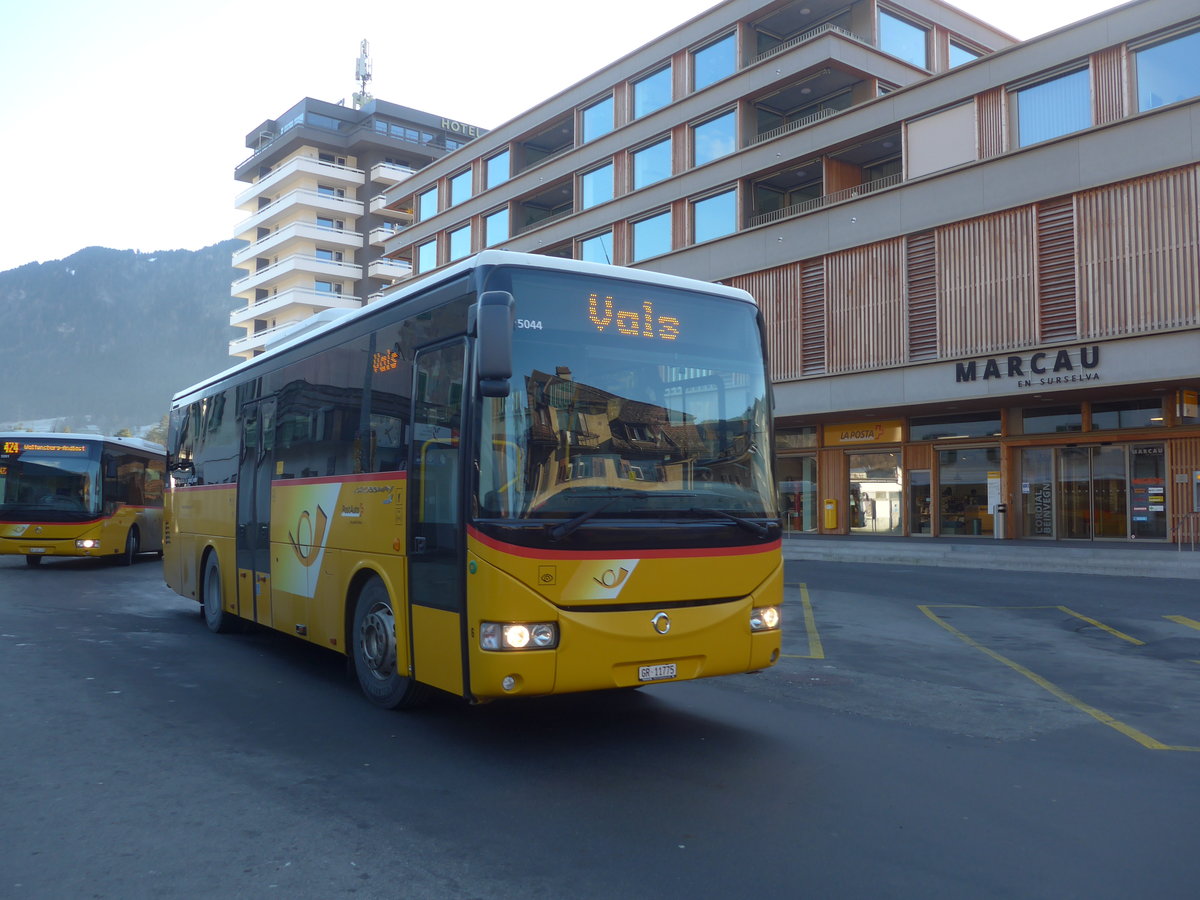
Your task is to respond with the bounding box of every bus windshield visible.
[0,442,103,522]
[477,269,776,525]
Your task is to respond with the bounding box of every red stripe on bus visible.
[467,525,780,560]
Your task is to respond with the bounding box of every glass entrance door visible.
[1056,446,1129,540]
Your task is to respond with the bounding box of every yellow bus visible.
[164,251,781,707]
[0,433,166,566]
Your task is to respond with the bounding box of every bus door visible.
[408,340,467,695]
[236,397,276,625]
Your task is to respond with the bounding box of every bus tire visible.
[201,552,236,634]
[116,527,140,566]
[25,554,43,567]
[351,576,430,710]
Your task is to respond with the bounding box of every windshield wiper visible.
[687,507,774,539]
[549,494,648,542]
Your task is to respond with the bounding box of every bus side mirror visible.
[475,290,514,398]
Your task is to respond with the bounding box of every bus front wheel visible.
[351,576,429,710]
[116,527,140,566]
[201,553,236,634]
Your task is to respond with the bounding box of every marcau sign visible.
[954,345,1100,388]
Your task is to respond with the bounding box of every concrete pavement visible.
[782,533,1200,579]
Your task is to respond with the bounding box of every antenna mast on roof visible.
[353,39,373,108]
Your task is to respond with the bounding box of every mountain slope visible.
[0,243,241,430]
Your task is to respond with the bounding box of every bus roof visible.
[174,251,758,404]
[0,432,165,455]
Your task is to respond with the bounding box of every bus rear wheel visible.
[351,576,429,709]
[201,553,236,634]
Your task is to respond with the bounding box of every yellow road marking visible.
[782,583,824,659]
[919,604,1200,752]
[1165,615,1200,632]
[1058,606,1144,645]
[1163,617,1200,664]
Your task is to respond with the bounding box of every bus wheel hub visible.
[359,602,397,680]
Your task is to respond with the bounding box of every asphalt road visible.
[1,554,1198,898]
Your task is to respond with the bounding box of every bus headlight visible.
[480,621,558,651]
[75,539,99,549]
[750,606,781,632]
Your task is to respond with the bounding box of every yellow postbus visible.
[164,251,781,707]
[0,433,166,566]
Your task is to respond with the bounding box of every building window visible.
[1135,27,1200,111]
[632,65,672,119]
[449,169,472,206]
[580,162,614,209]
[314,248,343,262]
[317,184,346,198]
[938,447,1000,536]
[949,41,981,68]
[879,9,929,69]
[448,224,472,261]
[485,150,510,188]
[631,211,671,261]
[910,412,1001,441]
[484,208,509,247]
[1013,68,1091,147]
[692,110,736,166]
[581,95,614,142]
[632,137,672,190]
[416,239,437,273]
[1022,404,1082,434]
[579,231,614,264]
[417,188,438,221]
[692,189,736,244]
[1091,399,1164,430]
[693,33,736,91]
[316,216,344,230]
[314,280,343,294]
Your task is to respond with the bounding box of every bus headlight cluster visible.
[750,606,781,632]
[75,539,99,549]
[480,621,558,651]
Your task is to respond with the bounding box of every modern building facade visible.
[229,98,485,358]
[370,0,1199,543]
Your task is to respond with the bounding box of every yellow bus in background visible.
[0,433,165,566]
[164,251,782,708]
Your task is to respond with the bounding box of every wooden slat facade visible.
[906,231,938,360]
[827,240,906,373]
[976,88,1004,159]
[936,208,1038,358]
[1076,165,1200,338]
[1091,46,1127,126]
[800,259,826,375]
[1036,196,1078,342]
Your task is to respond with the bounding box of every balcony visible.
[368,224,406,246]
[234,189,363,239]
[230,287,360,327]
[232,222,362,267]
[748,20,868,67]
[235,156,365,210]
[230,318,309,358]
[369,161,417,185]
[748,172,902,228]
[367,258,414,282]
[369,194,416,222]
[231,254,362,297]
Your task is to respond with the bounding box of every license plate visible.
[27,547,46,554]
[638,663,677,682]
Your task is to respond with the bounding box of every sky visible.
[0,0,1131,273]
